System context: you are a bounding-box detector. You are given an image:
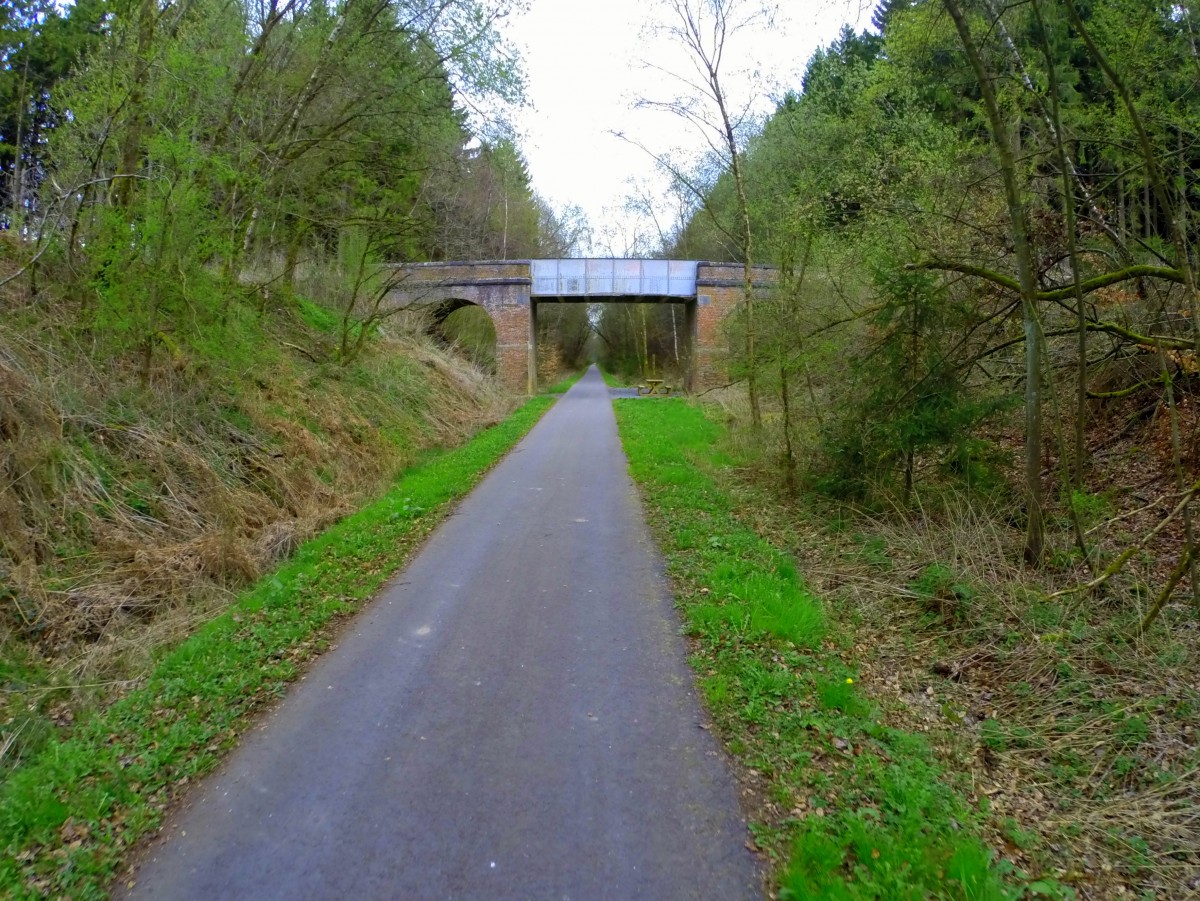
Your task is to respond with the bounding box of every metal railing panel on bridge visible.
[530,259,698,298]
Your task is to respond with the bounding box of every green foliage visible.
[16,0,550,373]
[296,297,341,335]
[439,304,498,372]
[854,534,893,569]
[815,676,865,716]
[911,563,975,606]
[801,26,882,119]
[670,0,1200,542]
[813,260,1009,500]
[0,0,105,224]
[543,370,584,394]
[783,784,1016,901]
[1068,490,1111,531]
[1115,713,1149,748]
[537,302,592,371]
[593,302,689,383]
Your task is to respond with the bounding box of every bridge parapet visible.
[530,259,698,297]
[386,261,532,311]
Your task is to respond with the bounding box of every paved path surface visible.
[119,366,760,901]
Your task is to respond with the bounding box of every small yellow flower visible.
[845,677,854,684]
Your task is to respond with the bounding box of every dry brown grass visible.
[835,497,1193,884]
[0,298,511,769]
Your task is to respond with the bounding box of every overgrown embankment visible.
[0,361,552,896]
[616,399,1015,900]
[0,281,517,776]
[620,396,1200,899]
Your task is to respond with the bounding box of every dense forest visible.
[677,0,1200,575]
[638,0,1200,895]
[0,0,588,364]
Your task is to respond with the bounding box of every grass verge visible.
[614,398,1026,900]
[0,395,555,899]
[600,367,623,388]
[544,369,585,394]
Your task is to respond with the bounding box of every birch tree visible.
[637,0,772,427]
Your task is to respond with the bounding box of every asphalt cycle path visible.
[120,366,760,900]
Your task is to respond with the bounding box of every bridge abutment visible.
[693,265,746,393]
[492,303,537,395]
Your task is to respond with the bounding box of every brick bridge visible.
[387,259,777,393]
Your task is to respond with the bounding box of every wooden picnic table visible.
[637,379,673,397]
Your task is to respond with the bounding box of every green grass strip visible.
[543,369,585,394]
[599,367,637,389]
[614,399,1020,901]
[0,395,556,899]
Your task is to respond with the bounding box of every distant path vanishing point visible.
[119,366,761,900]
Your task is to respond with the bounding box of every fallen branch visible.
[1087,376,1168,399]
[281,341,324,364]
[1049,477,1200,599]
[973,322,1193,366]
[1040,265,1184,302]
[1084,489,1174,538]
[693,378,744,397]
[1135,543,1195,638]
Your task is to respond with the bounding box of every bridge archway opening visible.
[579,300,695,386]
[531,300,597,387]
[427,298,497,373]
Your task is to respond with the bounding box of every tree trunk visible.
[781,361,796,496]
[1032,0,1091,525]
[111,0,158,209]
[944,0,1046,564]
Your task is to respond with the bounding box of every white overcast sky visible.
[502,0,873,254]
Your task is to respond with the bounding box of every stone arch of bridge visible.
[426,296,477,326]
[425,298,498,372]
